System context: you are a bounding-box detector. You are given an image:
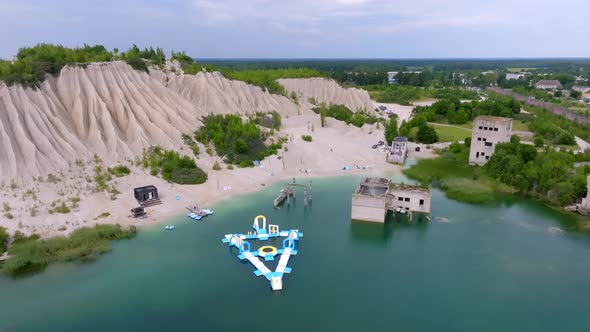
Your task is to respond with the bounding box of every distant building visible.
[506,73,525,80]
[583,93,590,104]
[387,71,423,84]
[387,71,399,84]
[469,116,512,166]
[387,136,408,164]
[535,80,563,90]
[573,86,590,93]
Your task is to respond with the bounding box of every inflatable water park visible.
[221,215,303,291]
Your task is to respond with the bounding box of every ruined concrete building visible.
[469,116,512,166]
[351,177,431,223]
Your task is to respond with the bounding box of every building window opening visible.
[404,197,410,202]
[419,199,424,206]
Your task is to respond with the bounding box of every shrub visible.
[2,224,137,277]
[126,57,148,72]
[216,68,321,95]
[12,231,40,245]
[533,136,544,147]
[464,137,472,147]
[97,212,111,219]
[48,202,70,214]
[107,165,131,177]
[212,161,222,170]
[239,160,254,168]
[141,148,207,184]
[0,43,114,88]
[253,111,282,130]
[181,133,200,156]
[0,227,8,254]
[30,206,38,217]
[195,114,281,165]
[302,135,313,142]
[312,104,379,128]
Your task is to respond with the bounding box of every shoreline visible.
[1,113,424,238]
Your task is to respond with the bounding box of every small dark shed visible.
[134,185,158,202]
[131,207,146,218]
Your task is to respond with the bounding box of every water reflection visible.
[350,213,430,245]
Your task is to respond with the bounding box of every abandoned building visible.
[387,136,408,164]
[133,185,161,207]
[351,177,431,223]
[535,80,562,90]
[469,116,512,166]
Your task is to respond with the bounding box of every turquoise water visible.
[1,175,590,331]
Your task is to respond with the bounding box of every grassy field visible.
[512,119,531,131]
[403,146,516,204]
[429,123,472,142]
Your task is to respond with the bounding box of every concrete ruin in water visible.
[351,177,431,223]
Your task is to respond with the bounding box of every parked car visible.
[371,144,378,149]
[378,105,387,111]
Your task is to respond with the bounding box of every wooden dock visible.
[273,179,312,207]
[273,188,294,207]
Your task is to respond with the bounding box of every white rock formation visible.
[0,63,374,182]
[0,62,202,182]
[278,77,373,112]
[162,71,305,117]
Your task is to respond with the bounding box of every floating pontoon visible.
[221,215,303,291]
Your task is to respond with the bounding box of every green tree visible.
[570,90,582,99]
[384,117,399,144]
[416,125,438,144]
[464,137,471,147]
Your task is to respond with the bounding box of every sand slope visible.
[162,71,306,117]
[278,78,373,112]
[0,62,202,182]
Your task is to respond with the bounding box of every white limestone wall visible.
[351,195,387,223]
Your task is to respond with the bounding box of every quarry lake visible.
[1,174,590,332]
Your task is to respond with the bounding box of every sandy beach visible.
[1,111,433,237]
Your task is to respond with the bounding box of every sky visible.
[0,0,588,59]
